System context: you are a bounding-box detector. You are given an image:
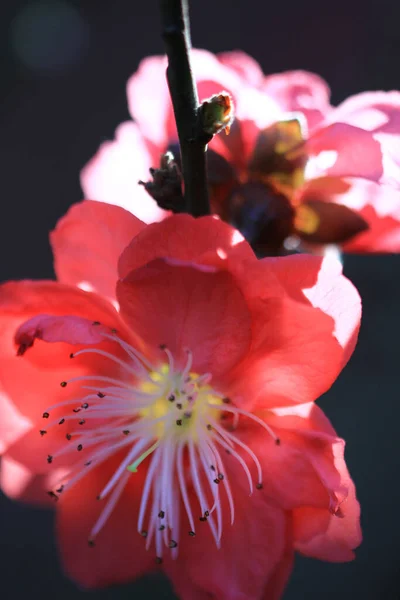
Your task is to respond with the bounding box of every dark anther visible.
[42,412,49,419]
[158,510,165,518]
[206,424,212,430]
[256,483,263,490]
[79,420,85,425]
[199,516,207,522]
[188,531,196,537]
[39,430,47,436]
[159,525,165,531]
[204,511,209,517]
[47,455,53,464]
[225,449,232,455]
[47,491,58,501]
[210,465,216,471]
[213,478,220,484]
[77,444,83,451]
[84,461,92,466]
[82,403,89,409]
[97,392,105,398]
[92,321,101,326]
[69,353,74,359]
[155,556,163,564]
[275,438,281,446]
[111,328,117,334]
[176,403,182,410]
[122,430,130,436]
[56,485,64,494]
[176,419,182,426]
[184,411,192,419]
[187,395,193,401]
[60,381,67,388]
[159,343,167,350]
[168,394,175,402]
[73,407,81,413]
[222,397,231,404]
[96,495,102,501]
[58,418,65,425]
[218,473,224,480]
[88,539,95,547]
[168,540,178,548]
[66,433,72,441]
[140,530,148,538]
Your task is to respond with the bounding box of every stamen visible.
[127,440,160,473]
[207,403,279,443]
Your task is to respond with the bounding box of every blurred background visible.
[0,0,399,598]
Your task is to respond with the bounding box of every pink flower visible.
[81,49,400,254]
[0,202,361,598]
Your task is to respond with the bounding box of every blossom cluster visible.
[2,48,399,600]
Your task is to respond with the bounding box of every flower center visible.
[41,329,279,563]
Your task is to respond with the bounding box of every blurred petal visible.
[263,70,332,130]
[80,121,165,223]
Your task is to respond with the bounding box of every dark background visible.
[0,0,399,598]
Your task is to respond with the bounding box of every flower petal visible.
[313,177,400,253]
[117,258,251,376]
[0,455,63,507]
[165,483,287,600]
[238,404,348,511]
[222,252,361,410]
[305,123,384,182]
[293,478,361,561]
[0,281,122,424]
[80,121,165,223]
[217,51,265,87]
[262,70,332,130]
[56,456,153,587]
[265,253,361,367]
[51,200,146,301]
[118,213,254,280]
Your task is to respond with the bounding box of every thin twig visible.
[160,0,210,216]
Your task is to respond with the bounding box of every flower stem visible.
[160,0,210,216]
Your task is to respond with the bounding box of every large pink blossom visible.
[81,49,400,253]
[0,201,361,598]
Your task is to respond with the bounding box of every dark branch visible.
[160,0,210,216]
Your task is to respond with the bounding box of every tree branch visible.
[160,0,210,216]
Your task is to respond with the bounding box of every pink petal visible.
[56,456,153,587]
[0,281,123,424]
[293,478,361,561]
[126,54,171,148]
[262,70,332,130]
[239,404,349,511]
[217,51,265,87]
[224,253,360,409]
[80,121,166,223]
[117,258,251,377]
[0,455,64,507]
[328,178,400,253]
[118,213,254,280]
[267,251,361,367]
[305,123,384,182]
[51,200,146,301]
[165,483,287,600]
[298,176,400,252]
[329,91,400,135]
[261,517,294,600]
